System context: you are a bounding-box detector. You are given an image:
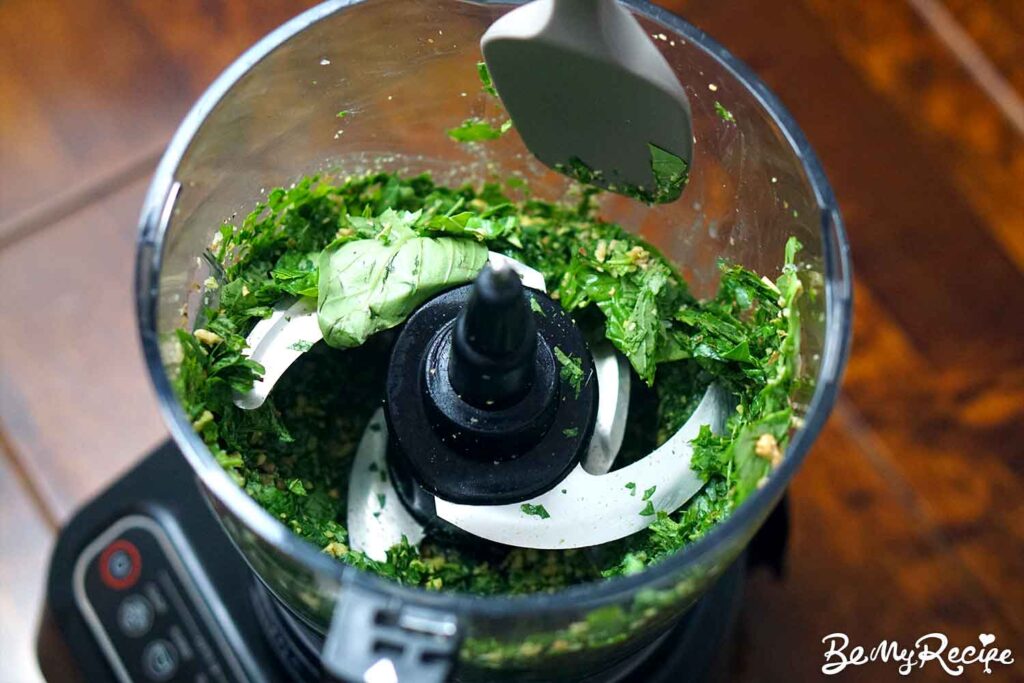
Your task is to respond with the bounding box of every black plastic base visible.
[38,441,783,682]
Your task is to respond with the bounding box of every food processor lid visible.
[135,0,852,621]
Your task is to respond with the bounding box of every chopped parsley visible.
[562,427,579,438]
[447,117,507,142]
[447,62,513,143]
[648,143,689,203]
[554,347,584,398]
[477,61,498,97]
[176,168,805,596]
[288,340,314,352]
[714,101,735,123]
[642,485,656,501]
[554,143,689,204]
[529,296,546,317]
[520,503,551,519]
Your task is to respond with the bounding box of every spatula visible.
[481,0,693,203]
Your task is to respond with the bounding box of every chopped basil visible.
[554,347,584,398]
[520,503,551,519]
[714,101,735,123]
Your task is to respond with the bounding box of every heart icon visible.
[979,634,996,647]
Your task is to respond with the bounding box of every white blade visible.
[235,297,321,409]
[347,408,425,560]
[583,342,630,475]
[234,252,544,410]
[433,383,730,549]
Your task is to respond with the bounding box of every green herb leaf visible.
[529,296,546,317]
[714,101,735,123]
[554,347,584,398]
[520,503,550,519]
[642,485,656,501]
[625,482,637,496]
[447,117,506,142]
[639,501,656,516]
[562,427,579,437]
[317,216,488,348]
[477,61,497,97]
[648,143,689,203]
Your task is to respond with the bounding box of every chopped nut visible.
[193,328,223,346]
[626,245,651,268]
[755,433,783,467]
[323,542,349,558]
[519,642,544,657]
[191,410,214,431]
[548,639,569,653]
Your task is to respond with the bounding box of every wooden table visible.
[1,1,1022,681]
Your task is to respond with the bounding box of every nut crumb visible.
[193,329,223,346]
[755,433,782,467]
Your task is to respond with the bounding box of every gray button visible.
[108,550,133,579]
[117,595,154,637]
[142,639,178,681]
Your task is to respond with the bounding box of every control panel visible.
[73,515,247,682]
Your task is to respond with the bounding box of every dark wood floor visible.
[2,1,1022,681]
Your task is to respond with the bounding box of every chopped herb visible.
[639,501,656,516]
[554,144,688,204]
[529,296,546,317]
[336,110,350,119]
[520,503,551,519]
[447,117,507,143]
[376,493,386,509]
[562,427,579,438]
[178,162,804,596]
[642,485,656,501]
[554,347,584,398]
[625,482,637,496]
[714,101,735,123]
[288,340,314,352]
[648,143,688,203]
[477,61,498,97]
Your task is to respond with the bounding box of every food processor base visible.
[37,442,785,682]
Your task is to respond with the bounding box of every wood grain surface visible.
[0,443,53,683]
[1,0,1022,681]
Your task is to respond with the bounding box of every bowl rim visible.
[135,0,853,620]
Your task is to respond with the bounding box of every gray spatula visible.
[482,0,693,203]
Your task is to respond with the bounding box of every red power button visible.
[98,539,142,590]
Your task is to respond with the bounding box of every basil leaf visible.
[317,228,487,349]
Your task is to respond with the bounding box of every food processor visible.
[36,0,852,681]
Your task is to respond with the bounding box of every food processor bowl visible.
[136,0,852,680]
